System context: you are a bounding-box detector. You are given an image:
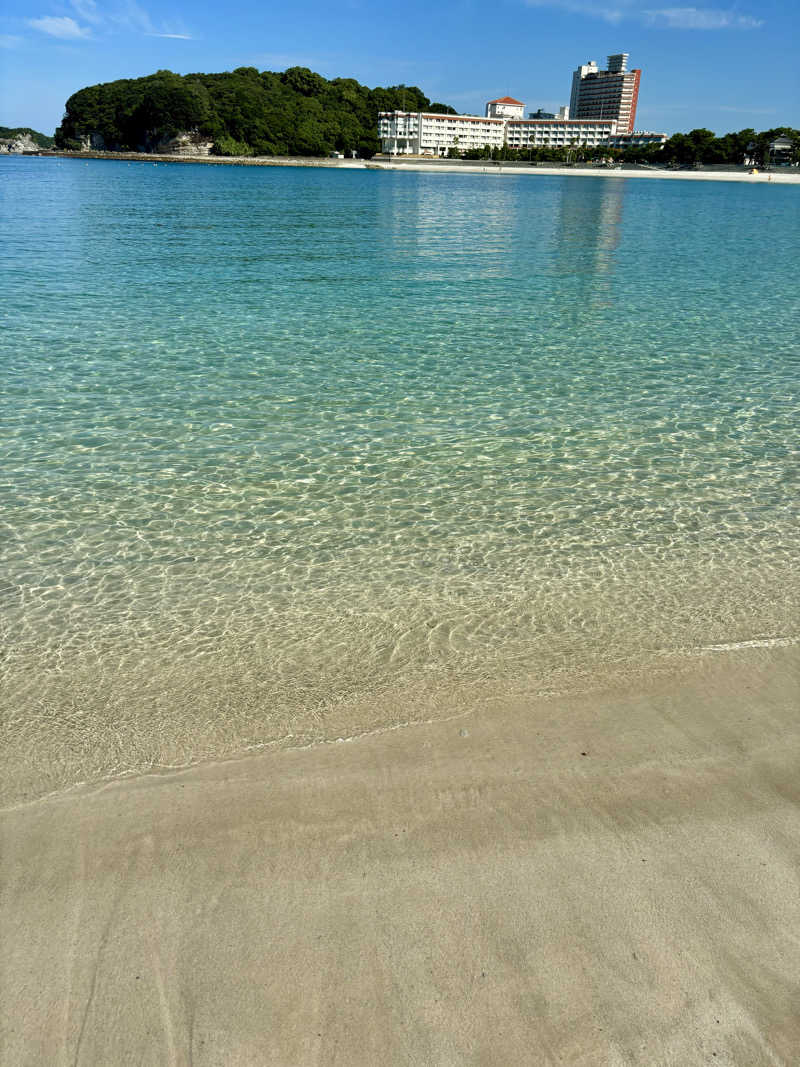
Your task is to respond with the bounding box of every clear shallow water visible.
[2,157,798,801]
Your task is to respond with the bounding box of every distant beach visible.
[369,159,800,183]
[34,149,800,183]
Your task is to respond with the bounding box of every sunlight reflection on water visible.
[2,158,798,800]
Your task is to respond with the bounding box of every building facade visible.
[378,106,631,155]
[506,118,618,150]
[485,96,525,120]
[569,54,641,134]
[378,105,664,156]
[379,55,661,157]
[377,111,506,156]
[605,131,667,149]
[528,106,570,121]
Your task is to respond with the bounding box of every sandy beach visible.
[40,150,800,183]
[2,643,798,1065]
[365,160,800,184]
[3,153,799,1065]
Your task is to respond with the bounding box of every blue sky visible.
[1,0,798,136]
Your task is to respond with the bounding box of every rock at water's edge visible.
[0,133,40,153]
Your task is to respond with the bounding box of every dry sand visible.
[365,161,800,184]
[2,644,799,1065]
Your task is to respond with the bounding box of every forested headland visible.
[54,67,455,158]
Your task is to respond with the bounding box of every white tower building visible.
[485,97,525,120]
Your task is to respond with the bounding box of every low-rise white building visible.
[378,111,506,156]
[485,96,525,120]
[506,118,618,150]
[378,97,665,156]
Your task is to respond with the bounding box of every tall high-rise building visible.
[569,53,641,134]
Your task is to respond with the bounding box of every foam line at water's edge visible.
[692,637,797,652]
[2,634,797,815]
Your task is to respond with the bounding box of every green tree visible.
[54,66,448,158]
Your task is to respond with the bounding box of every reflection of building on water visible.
[550,179,627,313]
[553,178,625,274]
[378,176,517,282]
[374,172,627,295]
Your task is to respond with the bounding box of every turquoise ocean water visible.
[2,157,798,801]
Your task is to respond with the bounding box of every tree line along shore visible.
[10,66,800,167]
[53,67,453,160]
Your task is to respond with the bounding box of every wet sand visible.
[2,644,798,1065]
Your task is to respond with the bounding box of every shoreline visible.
[371,160,800,183]
[4,634,798,810]
[2,642,798,1062]
[22,150,800,183]
[4,144,798,1064]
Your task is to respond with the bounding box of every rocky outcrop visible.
[151,130,214,156]
[79,132,106,151]
[0,133,39,153]
[76,128,212,156]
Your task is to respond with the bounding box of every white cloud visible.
[70,0,102,23]
[28,15,91,38]
[523,0,625,20]
[105,0,193,38]
[127,1,159,32]
[523,0,763,28]
[27,0,196,41]
[644,7,763,28]
[716,105,775,114]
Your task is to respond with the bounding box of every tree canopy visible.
[52,72,799,166]
[652,127,799,166]
[458,127,799,166]
[54,67,443,157]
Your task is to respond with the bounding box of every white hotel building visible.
[377,111,507,157]
[379,103,620,156]
[505,118,618,150]
[378,56,665,157]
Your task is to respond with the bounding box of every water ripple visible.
[1,158,798,801]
